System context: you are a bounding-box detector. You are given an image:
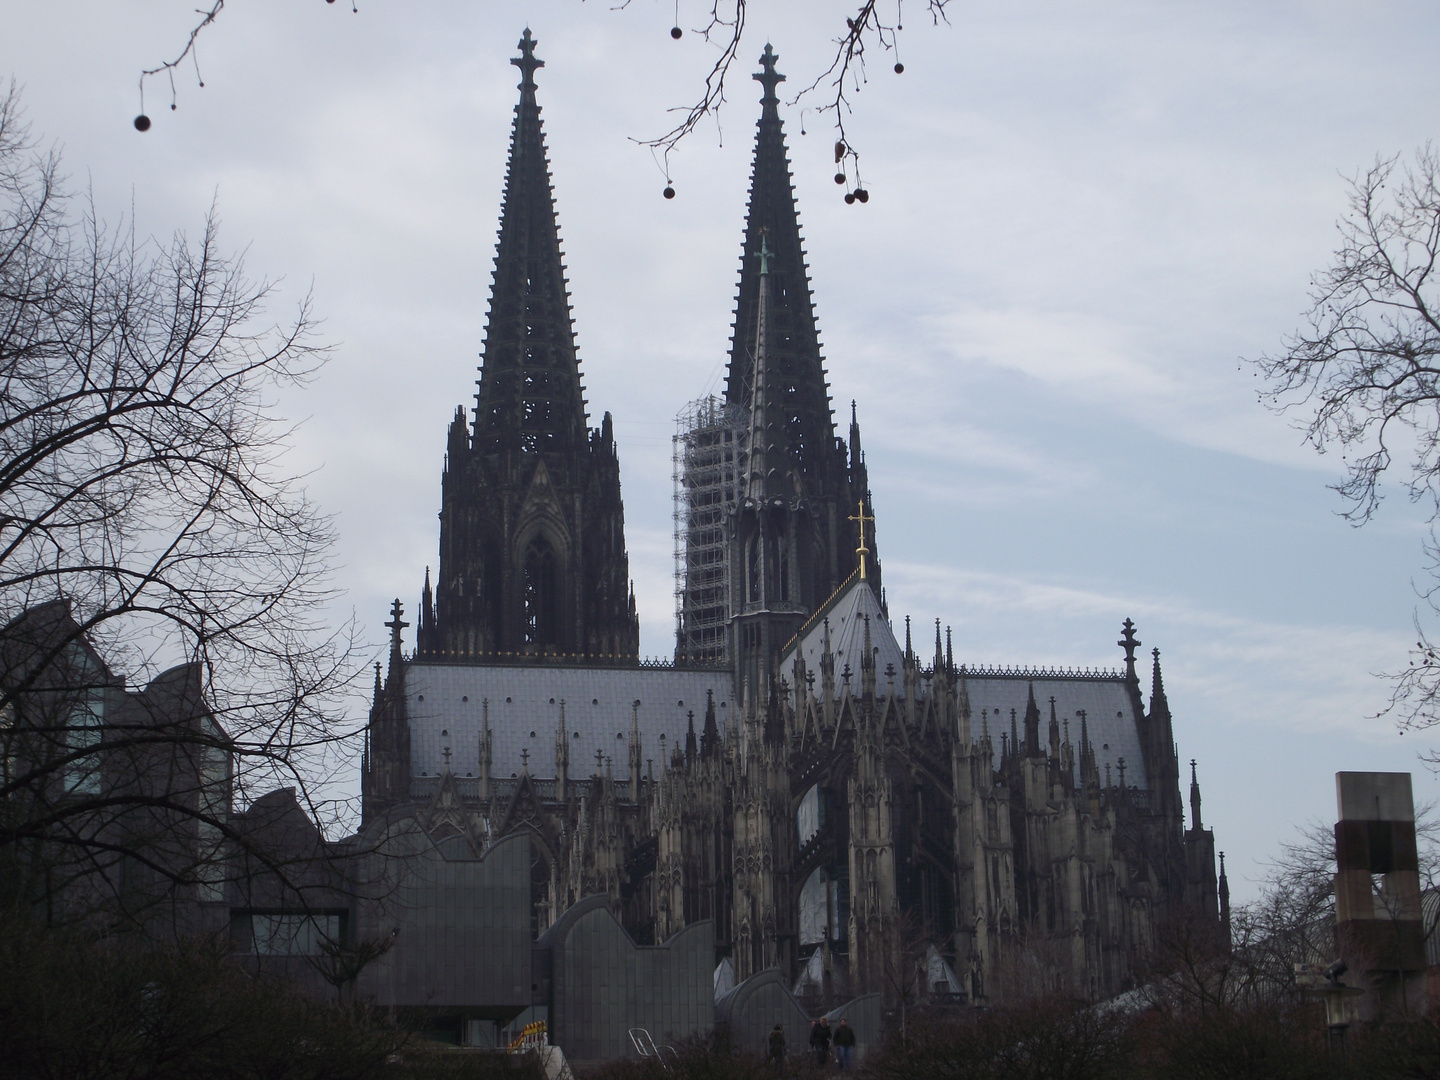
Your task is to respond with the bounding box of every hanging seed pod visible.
[671,26,683,39]
[855,189,870,203]
[133,114,151,132]
[663,186,676,199]
[894,62,904,74]
[844,193,856,205]
[834,140,846,163]
[834,172,846,185]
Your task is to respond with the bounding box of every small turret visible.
[1218,851,1231,930]
[701,688,720,759]
[685,709,698,767]
[1189,758,1203,831]
[1048,695,1061,761]
[820,617,836,722]
[1022,684,1041,759]
[1151,646,1171,721]
[419,567,435,650]
[554,698,568,800]
[630,700,645,783]
[763,674,787,746]
[861,614,877,698]
[479,697,493,801]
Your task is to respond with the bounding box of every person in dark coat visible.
[767,1024,786,1072]
[810,1016,832,1065]
[833,1018,857,1070]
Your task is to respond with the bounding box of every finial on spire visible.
[385,599,409,663]
[848,499,874,579]
[1189,757,1203,830]
[1219,849,1231,926]
[758,228,772,276]
[754,43,785,107]
[1118,617,1141,681]
[512,28,544,91]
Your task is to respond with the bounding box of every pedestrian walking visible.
[767,1023,786,1073]
[833,1018,856,1071]
[810,1016,832,1066]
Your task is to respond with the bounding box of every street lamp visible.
[1308,961,1365,1054]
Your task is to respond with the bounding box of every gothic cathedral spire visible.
[725,44,880,601]
[473,29,585,460]
[420,30,639,661]
[725,44,883,703]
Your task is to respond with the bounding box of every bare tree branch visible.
[634,2,952,191]
[1255,147,1440,729]
[135,1,225,128]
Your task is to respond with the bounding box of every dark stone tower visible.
[418,30,638,661]
[726,45,880,697]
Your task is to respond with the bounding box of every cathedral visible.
[362,30,1228,1007]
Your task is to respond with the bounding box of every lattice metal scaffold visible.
[673,396,746,664]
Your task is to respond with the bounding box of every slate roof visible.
[964,674,1149,790]
[404,663,733,780]
[779,573,901,687]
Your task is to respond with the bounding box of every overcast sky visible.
[4,1,1439,902]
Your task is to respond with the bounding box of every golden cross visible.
[848,499,874,579]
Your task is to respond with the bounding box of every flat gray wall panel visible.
[358,829,531,1009]
[539,895,714,1062]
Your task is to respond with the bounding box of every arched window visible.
[776,534,790,601]
[748,537,761,603]
[524,535,558,647]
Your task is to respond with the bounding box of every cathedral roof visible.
[403,662,732,782]
[780,572,903,688]
[965,674,1149,790]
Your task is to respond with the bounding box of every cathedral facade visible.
[362,31,1227,1008]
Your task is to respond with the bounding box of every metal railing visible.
[628,1027,679,1072]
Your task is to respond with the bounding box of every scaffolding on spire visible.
[673,394,747,664]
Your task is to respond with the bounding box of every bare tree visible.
[1255,148,1440,731]
[0,86,357,926]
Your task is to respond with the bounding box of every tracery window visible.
[523,535,559,647]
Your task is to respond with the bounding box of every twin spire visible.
[726,44,838,494]
[473,28,588,461]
